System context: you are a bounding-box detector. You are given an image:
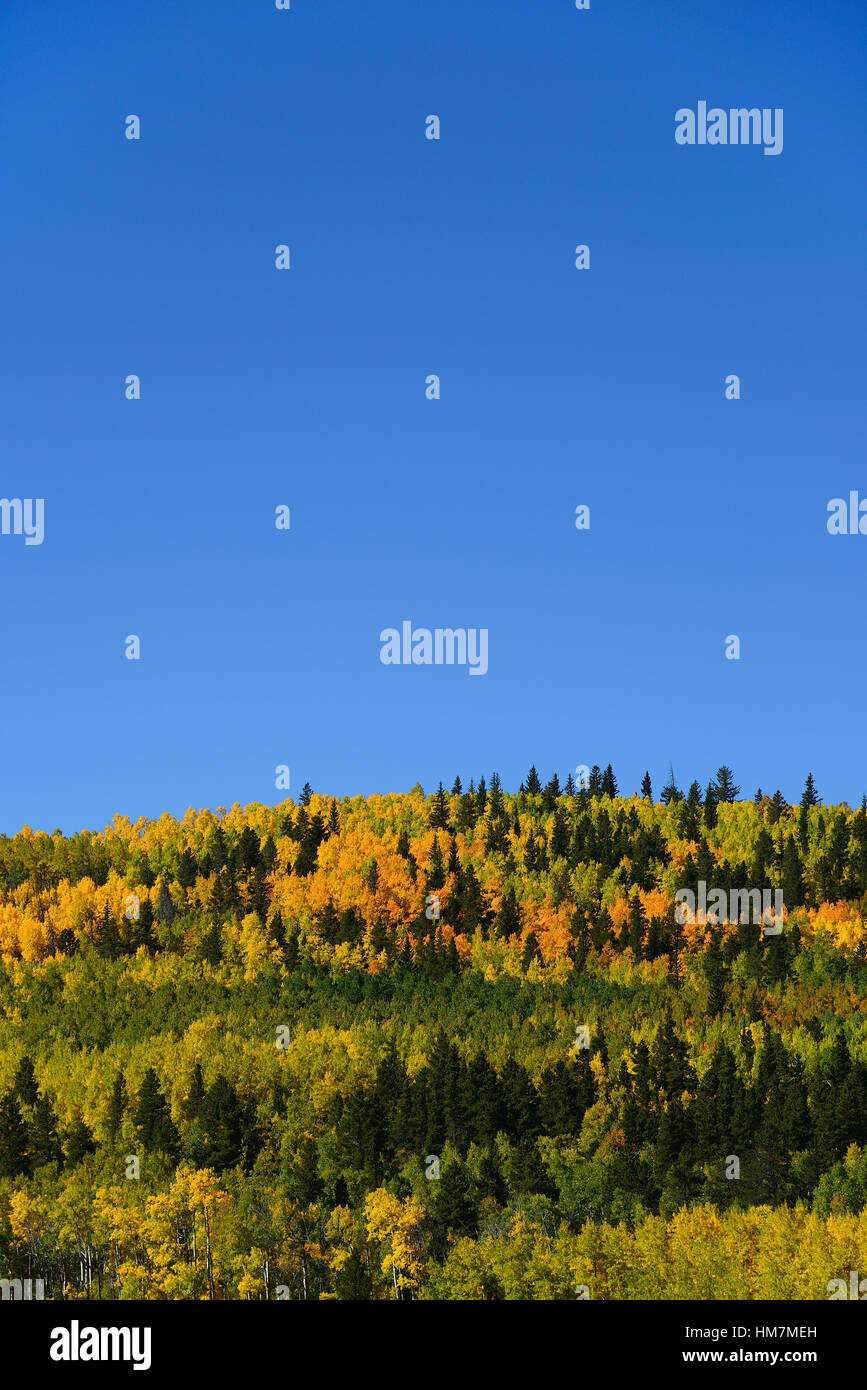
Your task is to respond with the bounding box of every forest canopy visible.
[1,766,866,1300]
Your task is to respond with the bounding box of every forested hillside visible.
[1,766,867,1300]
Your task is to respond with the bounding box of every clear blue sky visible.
[1,0,865,834]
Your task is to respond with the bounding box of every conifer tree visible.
[30,1093,63,1168]
[65,1116,96,1165]
[184,1064,207,1122]
[628,895,646,959]
[107,1071,126,1141]
[541,774,560,813]
[434,1159,477,1237]
[661,764,682,805]
[494,889,521,938]
[601,764,618,797]
[704,930,726,1017]
[768,789,787,824]
[12,1055,38,1107]
[521,931,541,970]
[201,923,223,965]
[156,878,176,926]
[798,774,820,847]
[135,897,156,950]
[711,765,740,803]
[134,1068,180,1158]
[0,1091,29,1178]
[429,783,450,829]
[284,1136,323,1204]
[487,772,505,820]
[782,836,804,908]
[335,1247,373,1301]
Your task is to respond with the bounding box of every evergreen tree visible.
[661,764,682,805]
[65,1116,96,1165]
[30,1093,63,1168]
[284,1136,323,1204]
[549,809,569,860]
[134,897,156,950]
[12,1055,38,1106]
[134,1068,180,1157]
[292,830,319,877]
[177,848,197,889]
[521,931,541,970]
[108,1071,126,1141]
[494,889,521,939]
[473,1148,508,1207]
[434,1159,477,1240]
[750,827,775,885]
[711,766,740,803]
[426,838,445,891]
[98,903,121,958]
[782,837,804,908]
[543,773,561,804]
[200,923,223,965]
[628,895,646,959]
[335,1246,373,1300]
[0,1090,30,1178]
[509,1136,556,1198]
[283,927,301,970]
[155,878,176,926]
[184,1064,207,1122]
[654,1096,695,1189]
[429,783,450,829]
[199,1075,247,1172]
[601,764,618,797]
[798,774,820,848]
[768,790,787,824]
[484,773,504,819]
[269,910,286,950]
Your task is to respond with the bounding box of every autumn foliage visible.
[1,769,866,1298]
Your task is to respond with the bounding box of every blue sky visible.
[1,0,865,834]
